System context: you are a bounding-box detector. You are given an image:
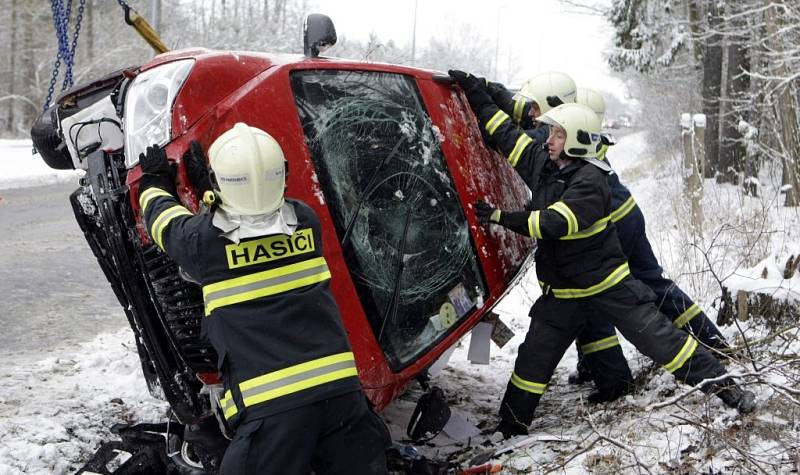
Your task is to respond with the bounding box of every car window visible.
[291,70,487,370]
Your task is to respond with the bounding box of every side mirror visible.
[303,13,337,58]
[406,386,451,441]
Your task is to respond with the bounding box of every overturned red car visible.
[31,14,533,472]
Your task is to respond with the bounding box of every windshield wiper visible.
[377,206,413,342]
[340,136,406,246]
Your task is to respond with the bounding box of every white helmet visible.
[575,87,606,122]
[517,72,577,115]
[208,123,287,216]
[537,103,606,169]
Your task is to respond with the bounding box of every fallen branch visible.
[671,414,772,475]
[647,372,758,411]
[585,409,654,475]
[726,324,800,353]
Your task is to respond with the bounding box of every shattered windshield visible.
[291,70,486,369]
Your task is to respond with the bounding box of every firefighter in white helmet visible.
[451,70,635,402]
[517,71,577,115]
[136,123,389,474]
[566,88,731,399]
[455,70,578,145]
[575,87,606,122]
[449,68,756,438]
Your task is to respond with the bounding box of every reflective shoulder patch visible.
[225,228,316,269]
[485,110,510,135]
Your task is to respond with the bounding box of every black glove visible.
[183,141,213,194]
[486,81,505,98]
[138,145,176,194]
[139,145,171,176]
[474,201,502,224]
[448,69,485,92]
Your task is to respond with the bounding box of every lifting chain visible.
[43,0,86,111]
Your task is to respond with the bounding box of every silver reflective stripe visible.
[485,110,510,135]
[240,359,356,400]
[221,397,235,412]
[219,390,238,419]
[513,98,526,124]
[560,216,609,240]
[203,263,329,308]
[139,187,173,212]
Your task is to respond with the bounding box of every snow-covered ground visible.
[0,140,82,191]
[1,135,799,474]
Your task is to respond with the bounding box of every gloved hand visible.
[474,201,502,224]
[486,80,505,98]
[139,145,172,176]
[183,140,218,206]
[138,144,176,195]
[183,140,213,194]
[448,69,485,92]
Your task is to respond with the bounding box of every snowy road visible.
[0,182,123,363]
[0,181,164,475]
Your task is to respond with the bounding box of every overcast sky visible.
[319,0,626,99]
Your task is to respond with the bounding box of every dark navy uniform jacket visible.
[461,84,630,299]
[139,187,361,428]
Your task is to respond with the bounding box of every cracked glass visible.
[291,70,486,369]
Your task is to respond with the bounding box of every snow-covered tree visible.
[604,0,800,201]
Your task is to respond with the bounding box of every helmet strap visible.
[209,168,221,193]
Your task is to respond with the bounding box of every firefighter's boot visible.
[714,385,757,414]
[495,419,528,439]
[587,382,632,404]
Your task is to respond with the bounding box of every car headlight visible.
[124,59,194,168]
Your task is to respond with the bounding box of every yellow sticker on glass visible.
[440,302,457,328]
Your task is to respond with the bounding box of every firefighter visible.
[470,71,637,403]
[484,71,573,145]
[480,74,731,404]
[137,123,389,474]
[449,72,756,438]
[568,87,730,394]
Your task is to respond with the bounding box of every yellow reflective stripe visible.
[203,257,331,315]
[220,390,238,419]
[597,144,609,161]
[526,210,543,239]
[240,352,355,390]
[581,335,620,355]
[239,352,358,407]
[150,205,192,249]
[560,216,610,240]
[551,262,631,299]
[609,196,636,222]
[673,304,701,329]
[510,372,547,395]
[508,133,534,167]
[538,280,549,293]
[485,110,510,135]
[513,98,526,124]
[534,211,542,239]
[664,336,698,373]
[547,201,578,235]
[139,187,173,212]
